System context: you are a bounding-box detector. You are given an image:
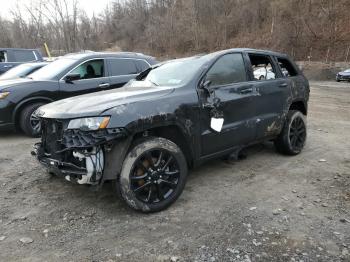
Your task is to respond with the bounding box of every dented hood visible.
[38,85,175,119]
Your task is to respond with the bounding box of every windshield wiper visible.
[148,79,159,86]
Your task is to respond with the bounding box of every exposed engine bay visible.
[67,147,104,184]
[32,118,124,185]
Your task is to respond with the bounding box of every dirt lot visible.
[0,81,349,262]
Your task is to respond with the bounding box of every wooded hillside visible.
[1,0,349,61]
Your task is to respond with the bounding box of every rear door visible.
[245,53,290,139]
[107,58,142,88]
[199,53,257,156]
[276,56,308,101]
[58,59,111,99]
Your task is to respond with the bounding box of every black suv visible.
[0,52,157,136]
[33,48,309,213]
[0,48,43,74]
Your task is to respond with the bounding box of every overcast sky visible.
[0,0,112,19]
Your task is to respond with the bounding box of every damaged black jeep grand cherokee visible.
[33,49,309,213]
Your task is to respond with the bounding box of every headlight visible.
[0,92,10,99]
[67,116,110,131]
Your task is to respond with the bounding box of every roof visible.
[216,48,289,57]
[0,48,40,51]
[62,51,155,61]
[20,62,49,66]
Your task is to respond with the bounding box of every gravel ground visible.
[0,81,349,262]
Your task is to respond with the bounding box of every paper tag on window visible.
[211,117,224,132]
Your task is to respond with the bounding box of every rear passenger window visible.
[0,51,8,62]
[109,59,138,76]
[206,53,247,86]
[136,60,151,72]
[13,50,36,62]
[277,58,298,77]
[248,54,277,80]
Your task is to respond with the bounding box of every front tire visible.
[19,102,45,137]
[117,137,188,213]
[274,110,307,155]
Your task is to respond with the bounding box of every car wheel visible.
[336,79,340,82]
[259,75,265,80]
[116,137,188,213]
[19,102,45,137]
[274,110,307,155]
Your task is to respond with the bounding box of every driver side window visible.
[70,59,104,80]
[206,53,247,86]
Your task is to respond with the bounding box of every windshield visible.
[344,69,350,73]
[29,58,77,80]
[0,64,34,79]
[142,56,212,87]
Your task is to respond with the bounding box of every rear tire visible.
[274,110,307,155]
[19,102,45,137]
[116,137,188,213]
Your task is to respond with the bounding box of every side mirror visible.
[65,73,81,83]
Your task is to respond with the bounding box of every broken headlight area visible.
[33,118,126,185]
[62,128,126,148]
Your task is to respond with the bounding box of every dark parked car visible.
[336,69,350,82]
[0,62,48,80]
[0,52,157,136]
[33,48,309,213]
[0,48,43,74]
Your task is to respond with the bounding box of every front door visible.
[59,59,111,99]
[199,53,257,156]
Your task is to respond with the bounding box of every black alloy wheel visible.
[19,102,46,137]
[30,112,41,134]
[117,137,188,213]
[130,149,180,204]
[288,115,306,152]
[274,110,307,155]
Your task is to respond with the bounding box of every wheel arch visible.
[289,100,307,115]
[13,97,53,129]
[103,124,195,181]
[133,124,194,167]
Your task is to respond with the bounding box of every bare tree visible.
[2,0,350,61]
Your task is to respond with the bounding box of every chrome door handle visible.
[279,83,288,88]
[99,83,110,88]
[3,65,13,68]
[239,88,253,94]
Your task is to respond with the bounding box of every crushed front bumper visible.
[33,142,89,182]
[33,118,127,184]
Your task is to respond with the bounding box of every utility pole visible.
[346,45,350,63]
[325,47,330,63]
